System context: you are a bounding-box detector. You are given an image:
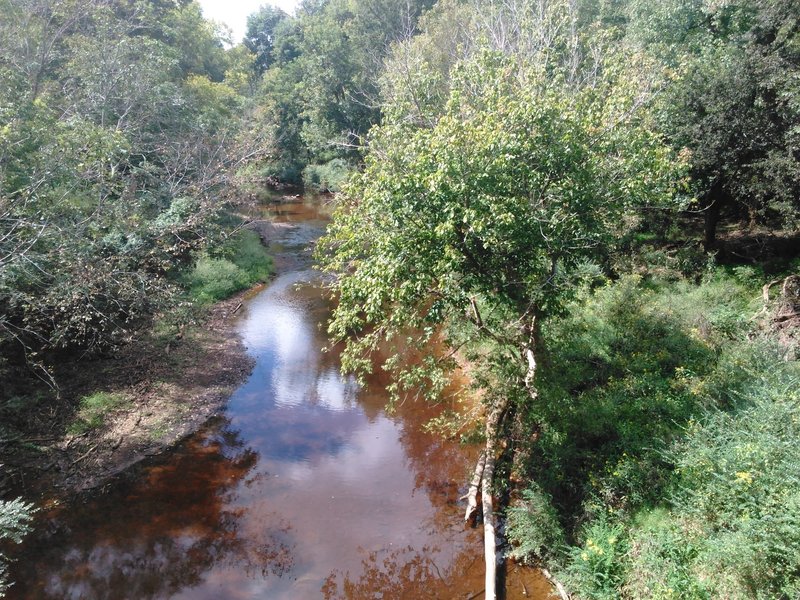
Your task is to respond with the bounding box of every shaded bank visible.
[0,289,256,497]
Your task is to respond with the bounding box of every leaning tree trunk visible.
[481,405,504,600]
[464,450,486,523]
[462,311,541,600]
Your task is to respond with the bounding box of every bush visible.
[302,158,352,193]
[528,275,724,518]
[506,483,566,564]
[619,351,800,599]
[228,229,272,283]
[562,518,629,600]
[509,270,800,598]
[661,356,800,599]
[623,509,711,600]
[0,497,36,596]
[185,229,272,304]
[260,157,304,184]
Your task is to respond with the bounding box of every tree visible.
[627,0,800,248]
[162,2,229,81]
[318,49,681,598]
[244,4,289,74]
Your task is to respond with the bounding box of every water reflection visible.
[11,420,285,599]
[6,196,550,599]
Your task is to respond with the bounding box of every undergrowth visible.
[184,228,272,305]
[507,268,800,599]
[67,391,130,435]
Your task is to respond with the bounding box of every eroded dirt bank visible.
[1,289,257,497]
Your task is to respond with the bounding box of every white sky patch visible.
[196,0,300,44]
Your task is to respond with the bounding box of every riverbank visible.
[1,287,261,498]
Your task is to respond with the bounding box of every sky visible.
[197,0,300,44]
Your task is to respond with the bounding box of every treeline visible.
[242,0,437,189]
[255,0,799,243]
[0,1,262,590]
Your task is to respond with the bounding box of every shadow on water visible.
[5,195,551,599]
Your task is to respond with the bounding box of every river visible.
[6,195,551,599]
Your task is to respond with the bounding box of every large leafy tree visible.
[318,48,681,598]
[244,4,289,74]
[627,0,800,247]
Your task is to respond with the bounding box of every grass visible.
[67,391,130,435]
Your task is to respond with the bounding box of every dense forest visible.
[2,0,799,598]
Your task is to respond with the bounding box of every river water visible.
[6,196,551,599]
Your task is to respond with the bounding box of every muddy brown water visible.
[5,195,552,599]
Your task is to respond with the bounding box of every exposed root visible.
[542,568,570,600]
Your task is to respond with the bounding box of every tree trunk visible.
[481,404,505,600]
[704,197,721,251]
[464,450,486,523]
[482,445,498,600]
[703,181,728,252]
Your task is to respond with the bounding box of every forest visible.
[1,0,799,598]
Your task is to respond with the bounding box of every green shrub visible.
[0,498,36,596]
[185,229,272,304]
[302,158,352,192]
[662,357,800,599]
[186,257,247,304]
[67,391,129,435]
[510,270,800,598]
[529,275,723,518]
[616,352,800,599]
[506,483,566,564]
[227,229,272,283]
[260,157,304,184]
[623,509,711,600]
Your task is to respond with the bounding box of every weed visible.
[67,391,130,435]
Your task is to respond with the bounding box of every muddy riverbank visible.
[0,285,258,497]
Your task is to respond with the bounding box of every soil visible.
[0,291,257,498]
[770,274,800,359]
